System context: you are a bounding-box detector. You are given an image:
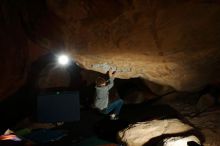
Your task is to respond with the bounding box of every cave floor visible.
[156,92,220,146]
[41,104,176,146]
[40,93,220,146]
[2,93,220,146]
[16,103,198,146]
[0,103,188,146]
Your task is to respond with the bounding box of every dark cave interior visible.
[1,0,220,146]
[1,52,219,146]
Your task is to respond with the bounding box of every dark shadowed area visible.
[1,0,220,146]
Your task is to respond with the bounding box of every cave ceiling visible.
[1,0,220,99]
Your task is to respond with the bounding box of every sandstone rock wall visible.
[47,0,220,91]
[1,0,220,99]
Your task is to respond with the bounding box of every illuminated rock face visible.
[118,119,201,146]
[46,0,220,91]
[1,0,220,99]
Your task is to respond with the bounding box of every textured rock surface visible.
[157,92,220,146]
[196,94,215,112]
[118,119,200,146]
[25,0,220,91]
[162,136,200,146]
[48,0,220,91]
[1,0,220,99]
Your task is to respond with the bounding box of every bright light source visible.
[58,54,69,66]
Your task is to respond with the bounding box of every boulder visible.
[118,119,201,146]
[161,136,200,146]
[196,94,215,112]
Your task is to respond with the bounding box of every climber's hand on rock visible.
[108,68,116,78]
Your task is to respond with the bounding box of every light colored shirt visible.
[94,78,114,110]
